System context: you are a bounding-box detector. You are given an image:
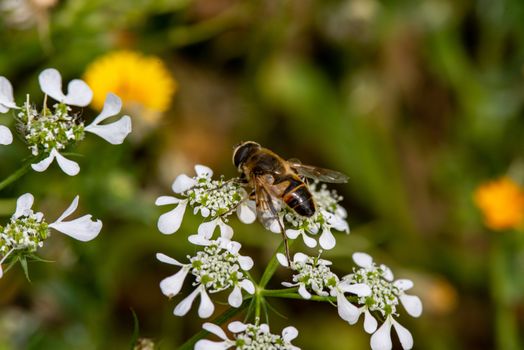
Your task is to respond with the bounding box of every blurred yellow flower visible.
[473,177,524,231]
[83,51,176,122]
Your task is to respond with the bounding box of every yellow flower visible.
[473,177,524,230]
[83,51,176,122]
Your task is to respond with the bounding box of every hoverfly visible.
[232,141,348,262]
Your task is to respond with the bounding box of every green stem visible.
[0,162,32,192]
[178,298,252,350]
[490,233,521,350]
[258,240,290,288]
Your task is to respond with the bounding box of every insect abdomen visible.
[282,180,315,217]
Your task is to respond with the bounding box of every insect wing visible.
[253,177,283,233]
[288,161,348,183]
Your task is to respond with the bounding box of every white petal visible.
[64,79,93,106]
[85,115,132,144]
[364,309,378,334]
[195,340,230,350]
[54,196,79,223]
[188,234,211,246]
[339,282,371,297]
[282,326,299,342]
[0,264,3,278]
[160,268,189,297]
[336,291,361,324]
[282,282,297,288]
[228,285,243,307]
[172,174,196,193]
[381,265,394,281]
[392,318,414,350]
[200,207,210,217]
[174,287,201,316]
[49,215,102,241]
[370,317,393,350]
[285,229,301,239]
[194,164,213,178]
[352,252,373,268]
[298,284,311,299]
[14,193,34,218]
[239,279,255,294]
[236,200,257,224]
[54,150,80,176]
[158,201,187,234]
[0,126,13,145]
[268,219,281,233]
[276,253,289,267]
[302,233,317,248]
[218,220,234,239]
[155,196,181,206]
[39,68,65,102]
[225,241,241,254]
[89,93,121,125]
[0,77,16,110]
[198,288,215,318]
[198,219,218,239]
[238,256,254,271]
[31,152,56,172]
[228,321,247,333]
[319,227,336,250]
[293,252,309,263]
[202,323,229,340]
[394,279,414,291]
[400,294,423,318]
[156,253,184,266]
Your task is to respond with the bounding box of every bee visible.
[233,141,348,261]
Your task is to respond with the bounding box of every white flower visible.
[277,252,337,299]
[195,321,300,350]
[370,315,413,350]
[0,125,13,145]
[156,237,254,318]
[156,164,254,237]
[0,193,102,278]
[84,93,132,144]
[38,68,93,107]
[342,252,422,349]
[31,148,80,176]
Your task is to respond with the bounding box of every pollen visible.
[83,51,176,120]
[473,177,524,231]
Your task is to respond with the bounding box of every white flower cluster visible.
[156,165,256,237]
[282,183,349,250]
[278,252,422,350]
[339,253,422,350]
[0,193,103,278]
[157,236,255,318]
[0,69,132,176]
[196,321,300,350]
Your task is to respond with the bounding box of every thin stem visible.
[258,240,289,288]
[490,233,521,350]
[0,162,32,192]
[178,298,252,350]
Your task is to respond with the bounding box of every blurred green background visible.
[1,0,524,349]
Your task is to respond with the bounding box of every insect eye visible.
[233,142,260,168]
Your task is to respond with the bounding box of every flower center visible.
[0,212,49,254]
[190,243,244,292]
[185,176,243,217]
[346,265,400,316]
[234,324,292,349]
[292,257,338,292]
[17,102,85,156]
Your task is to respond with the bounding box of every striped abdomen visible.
[282,177,315,217]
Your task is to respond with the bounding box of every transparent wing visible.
[288,161,348,183]
[253,176,283,232]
